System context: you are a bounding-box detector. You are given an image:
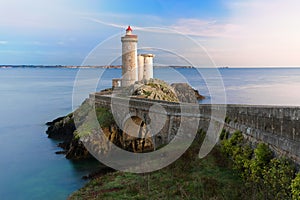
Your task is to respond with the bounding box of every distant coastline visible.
[0,65,194,69]
[2,65,300,69]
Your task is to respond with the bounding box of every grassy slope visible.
[69,133,251,200]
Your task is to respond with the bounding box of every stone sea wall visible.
[224,105,300,164]
[92,95,300,164]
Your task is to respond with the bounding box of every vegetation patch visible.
[220,130,300,199]
[70,131,249,200]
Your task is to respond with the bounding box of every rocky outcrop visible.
[125,79,205,103]
[171,83,205,103]
[46,113,75,142]
[46,101,155,160]
[46,113,91,160]
[65,138,91,160]
[129,79,179,102]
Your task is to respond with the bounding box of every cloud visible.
[83,17,126,29]
[169,18,239,38]
[165,0,300,67]
[86,16,238,39]
[203,0,300,66]
[0,0,91,32]
[1,0,299,66]
[83,15,171,35]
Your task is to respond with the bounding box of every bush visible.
[221,131,298,199]
[230,131,244,146]
[225,116,231,123]
[292,173,300,200]
[249,143,273,184]
[220,131,253,179]
[221,131,244,157]
[96,107,115,128]
[263,158,295,199]
[219,129,226,140]
[234,144,253,179]
[219,129,230,141]
[254,143,273,166]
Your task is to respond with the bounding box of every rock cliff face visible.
[46,114,75,141]
[46,113,91,160]
[46,100,154,160]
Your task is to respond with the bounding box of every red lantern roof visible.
[126,26,132,32]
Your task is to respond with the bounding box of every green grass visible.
[74,106,116,140]
[69,132,250,200]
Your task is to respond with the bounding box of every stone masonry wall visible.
[91,94,300,164]
[224,105,300,164]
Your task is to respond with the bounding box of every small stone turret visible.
[142,54,154,80]
[137,54,144,81]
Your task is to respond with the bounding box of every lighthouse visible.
[117,26,155,88]
[121,26,138,87]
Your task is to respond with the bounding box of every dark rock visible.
[45,116,65,126]
[46,112,91,160]
[193,89,206,100]
[58,142,69,150]
[65,138,91,160]
[55,151,67,154]
[46,114,75,142]
[171,83,205,103]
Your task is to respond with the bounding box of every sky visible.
[0,0,300,67]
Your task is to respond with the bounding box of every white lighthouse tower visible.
[121,26,138,87]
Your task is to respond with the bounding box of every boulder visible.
[171,83,205,103]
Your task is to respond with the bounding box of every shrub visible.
[219,129,230,141]
[234,144,253,179]
[253,143,273,166]
[225,116,231,123]
[230,131,244,146]
[221,131,243,157]
[263,158,295,199]
[220,130,298,199]
[220,131,253,178]
[96,107,115,128]
[219,129,226,140]
[292,173,300,200]
[249,143,273,184]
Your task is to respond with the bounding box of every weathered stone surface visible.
[121,117,154,152]
[93,95,300,164]
[223,105,300,164]
[171,83,205,103]
[130,79,179,102]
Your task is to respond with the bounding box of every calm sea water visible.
[0,67,300,200]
